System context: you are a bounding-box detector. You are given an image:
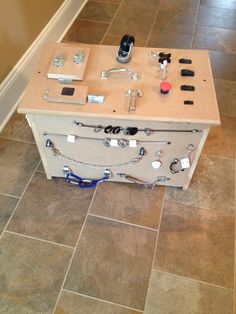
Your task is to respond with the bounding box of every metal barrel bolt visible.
[126,88,143,113]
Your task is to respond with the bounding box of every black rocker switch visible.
[179,58,192,64]
[181,85,195,91]
[181,69,195,77]
[184,100,194,105]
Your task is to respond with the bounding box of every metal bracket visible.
[87,95,105,104]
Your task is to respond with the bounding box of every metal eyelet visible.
[103,138,111,147]
[144,128,152,136]
[94,125,103,132]
[118,139,128,148]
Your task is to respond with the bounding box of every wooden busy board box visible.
[18,42,220,189]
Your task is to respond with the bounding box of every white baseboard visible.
[0,0,87,132]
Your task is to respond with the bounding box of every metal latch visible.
[126,88,143,113]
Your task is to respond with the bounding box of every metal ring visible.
[104,125,113,133]
[103,138,111,147]
[123,128,130,135]
[94,125,103,132]
[118,139,128,148]
[144,128,152,136]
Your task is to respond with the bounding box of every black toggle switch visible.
[181,69,195,77]
[181,85,195,91]
[179,58,192,64]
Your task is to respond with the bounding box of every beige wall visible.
[0,0,63,83]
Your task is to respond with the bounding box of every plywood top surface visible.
[18,42,220,125]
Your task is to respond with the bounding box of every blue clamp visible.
[65,168,111,189]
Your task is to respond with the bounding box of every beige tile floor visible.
[0,0,235,313]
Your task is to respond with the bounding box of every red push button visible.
[160,81,172,94]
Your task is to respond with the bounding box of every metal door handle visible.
[100,68,140,80]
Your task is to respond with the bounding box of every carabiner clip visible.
[65,169,111,188]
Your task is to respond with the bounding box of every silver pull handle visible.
[100,68,140,80]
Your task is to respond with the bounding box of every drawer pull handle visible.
[100,68,140,80]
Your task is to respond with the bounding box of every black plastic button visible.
[61,87,75,96]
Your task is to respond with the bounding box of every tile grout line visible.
[0,192,20,199]
[99,0,124,44]
[5,230,75,250]
[143,186,166,311]
[73,17,110,25]
[62,288,144,313]
[154,269,234,291]
[89,212,159,232]
[36,170,45,174]
[144,2,161,47]
[0,159,41,241]
[52,185,98,314]
[234,158,236,314]
[164,199,235,218]
[0,135,36,145]
[190,0,201,49]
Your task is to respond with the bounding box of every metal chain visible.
[117,173,170,188]
[46,139,144,168]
